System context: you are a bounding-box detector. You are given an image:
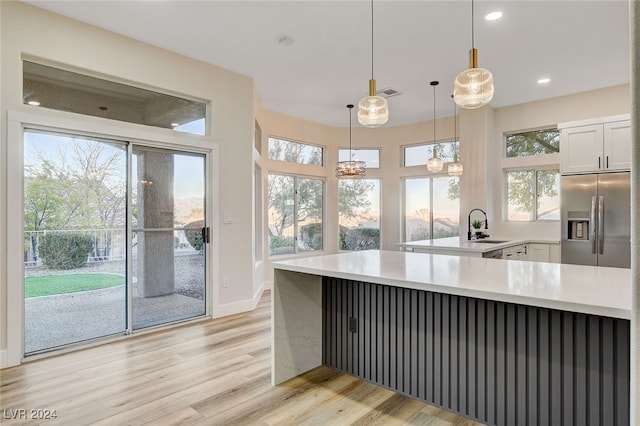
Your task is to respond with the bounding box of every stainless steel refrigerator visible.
[561,172,630,268]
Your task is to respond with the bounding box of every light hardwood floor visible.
[1,291,484,425]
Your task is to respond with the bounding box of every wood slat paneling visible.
[323,277,631,426]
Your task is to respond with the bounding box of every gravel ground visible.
[25,253,206,300]
[24,253,206,354]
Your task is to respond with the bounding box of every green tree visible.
[506,129,560,157]
[338,179,374,224]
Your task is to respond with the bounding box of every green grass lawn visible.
[25,273,125,298]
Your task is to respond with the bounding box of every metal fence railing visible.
[24,228,199,267]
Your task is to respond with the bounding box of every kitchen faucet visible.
[467,208,488,240]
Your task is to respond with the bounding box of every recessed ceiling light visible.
[28,100,40,106]
[485,11,503,21]
[171,123,180,127]
[537,77,551,85]
[278,35,294,47]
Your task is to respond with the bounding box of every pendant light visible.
[357,0,389,127]
[448,95,464,176]
[453,0,494,109]
[336,104,366,178]
[427,81,443,173]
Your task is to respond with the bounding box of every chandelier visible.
[336,104,366,178]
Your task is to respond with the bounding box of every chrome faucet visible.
[467,208,488,240]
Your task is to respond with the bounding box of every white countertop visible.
[273,250,630,319]
[396,236,559,253]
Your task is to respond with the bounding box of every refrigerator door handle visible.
[590,196,597,254]
[598,195,604,255]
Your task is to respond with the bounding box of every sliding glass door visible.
[23,130,207,355]
[23,131,128,353]
[131,146,206,329]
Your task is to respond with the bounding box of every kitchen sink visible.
[471,240,510,244]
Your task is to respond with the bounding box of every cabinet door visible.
[527,243,550,262]
[560,124,603,174]
[603,120,631,171]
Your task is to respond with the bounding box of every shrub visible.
[269,234,295,255]
[340,227,380,251]
[184,220,205,252]
[38,233,94,270]
[300,223,322,251]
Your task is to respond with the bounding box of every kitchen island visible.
[272,250,630,426]
[396,236,560,260]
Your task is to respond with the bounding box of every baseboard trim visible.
[0,349,9,369]
[212,283,267,319]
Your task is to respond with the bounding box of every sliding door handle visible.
[202,227,211,244]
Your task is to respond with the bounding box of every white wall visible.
[0,2,257,366]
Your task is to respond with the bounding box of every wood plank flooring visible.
[0,291,484,425]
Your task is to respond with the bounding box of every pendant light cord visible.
[433,84,436,145]
[471,0,475,49]
[370,0,374,79]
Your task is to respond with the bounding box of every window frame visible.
[402,175,461,242]
[402,139,460,168]
[501,127,561,223]
[267,136,325,167]
[267,172,325,257]
[504,167,560,222]
[337,148,381,169]
[337,177,382,251]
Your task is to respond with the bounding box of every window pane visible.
[338,179,380,250]
[433,176,460,238]
[338,149,380,168]
[268,137,323,166]
[23,61,206,135]
[267,174,295,255]
[404,178,431,241]
[298,178,323,252]
[404,145,432,167]
[536,170,560,220]
[506,129,560,157]
[404,141,458,167]
[507,171,534,221]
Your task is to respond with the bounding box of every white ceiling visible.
[24,0,630,128]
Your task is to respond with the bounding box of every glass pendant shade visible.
[427,147,444,172]
[453,0,495,111]
[453,66,494,109]
[448,161,464,176]
[358,79,389,127]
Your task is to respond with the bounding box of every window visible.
[338,149,380,168]
[506,128,560,157]
[507,169,560,221]
[23,61,206,135]
[404,176,460,241]
[338,179,380,250]
[268,137,323,166]
[404,140,459,167]
[267,174,323,256]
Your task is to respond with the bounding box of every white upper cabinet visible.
[560,116,630,174]
[603,120,631,171]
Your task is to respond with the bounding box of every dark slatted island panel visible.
[322,277,630,426]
